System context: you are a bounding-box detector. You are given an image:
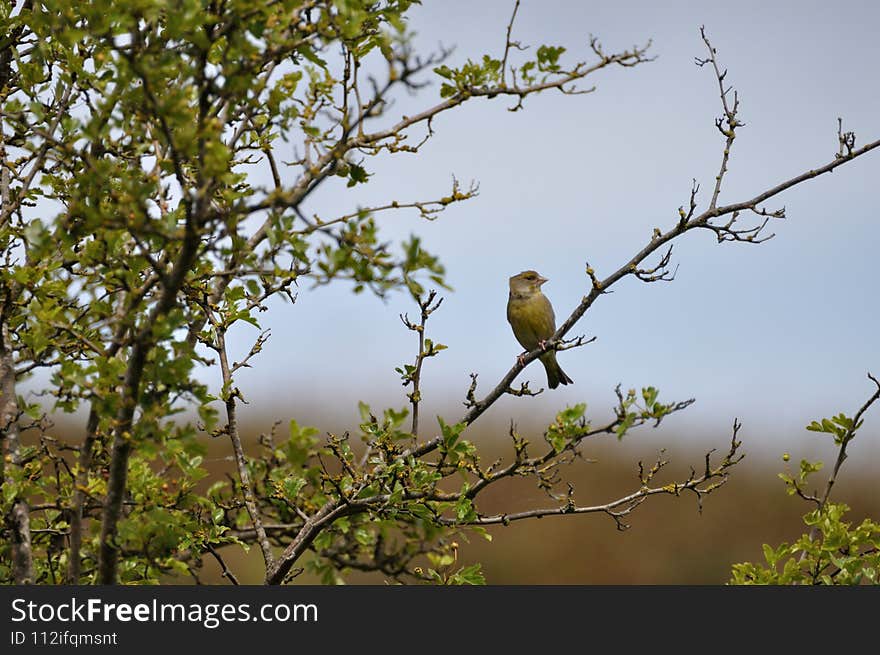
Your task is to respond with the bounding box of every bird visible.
[506,270,573,389]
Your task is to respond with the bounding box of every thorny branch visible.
[400,290,443,438]
[500,0,523,82]
[695,25,742,212]
[203,316,275,571]
[442,422,743,529]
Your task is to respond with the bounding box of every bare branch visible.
[401,290,443,437]
[695,26,743,211]
[205,543,240,585]
[443,425,743,527]
[633,245,677,283]
[504,380,543,398]
[293,178,480,230]
[500,0,523,83]
[836,117,856,158]
[463,372,479,409]
[207,318,274,570]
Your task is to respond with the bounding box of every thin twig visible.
[205,543,240,585]
[441,424,742,527]
[816,374,880,514]
[401,290,442,437]
[500,0,522,83]
[695,26,742,211]
[212,323,275,570]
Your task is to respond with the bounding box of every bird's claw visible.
[538,339,549,351]
[517,352,527,367]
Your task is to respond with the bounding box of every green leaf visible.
[439,417,466,449]
[450,563,486,585]
[354,527,372,547]
[283,476,307,498]
[455,495,475,522]
[297,45,328,68]
[346,163,370,187]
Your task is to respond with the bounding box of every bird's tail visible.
[541,352,573,389]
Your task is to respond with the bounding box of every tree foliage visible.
[731,376,880,585]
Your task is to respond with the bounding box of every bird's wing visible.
[507,293,556,350]
[534,293,557,339]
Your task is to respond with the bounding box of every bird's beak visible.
[537,275,548,286]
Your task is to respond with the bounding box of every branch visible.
[115,47,191,216]
[437,387,697,504]
[364,45,651,143]
[344,31,880,516]
[504,380,543,398]
[0,82,77,228]
[443,421,743,527]
[97,211,204,584]
[816,373,880,515]
[789,373,880,564]
[400,290,443,438]
[836,117,856,158]
[183,47,430,351]
[633,245,677,283]
[205,543,240,585]
[264,501,351,584]
[500,0,523,83]
[0,322,32,583]
[695,26,743,211]
[68,293,149,583]
[463,373,479,408]
[66,409,99,583]
[208,322,275,570]
[291,179,480,231]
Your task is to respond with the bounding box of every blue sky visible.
[188,1,880,460]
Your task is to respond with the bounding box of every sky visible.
[30,1,878,462]
[221,0,880,461]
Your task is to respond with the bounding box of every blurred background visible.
[35,0,880,583]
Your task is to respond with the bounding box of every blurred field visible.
[182,408,879,585]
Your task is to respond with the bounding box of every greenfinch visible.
[506,270,573,389]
